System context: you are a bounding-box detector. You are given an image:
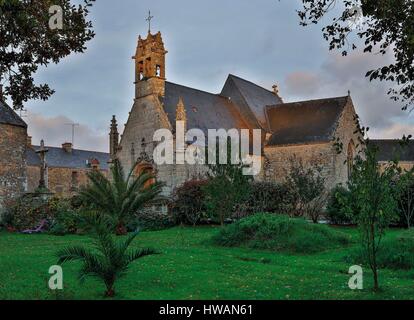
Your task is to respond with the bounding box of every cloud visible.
[285,72,321,97]
[26,112,108,153]
[282,51,413,138]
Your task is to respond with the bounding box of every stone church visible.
[110,30,367,196]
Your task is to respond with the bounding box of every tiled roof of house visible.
[370,140,414,162]
[266,96,349,146]
[0,99,27,128]
[27,145,110,170]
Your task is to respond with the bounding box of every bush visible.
[345,229,414,270]
[128,208,174,232]
[4,195,52,231]
[235,182,295,218]
[48,198,82,235]
[212,213,351,254]
[171,180,208,226]
[4,195,82,234]
[326,186,354,225]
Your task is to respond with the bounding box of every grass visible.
[0,226,413,300]
[212,214,351,253]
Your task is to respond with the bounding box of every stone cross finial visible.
[146,10,154,33]
[272,84,279,95]
[36,139,49,189]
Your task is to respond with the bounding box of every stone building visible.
[27,142,110,197]
[0,94,28,211]
[112,30,364,196]
[370,140,414,172]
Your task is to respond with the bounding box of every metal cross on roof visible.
[146,10,154,33]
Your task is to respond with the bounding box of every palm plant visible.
[79,160,164,235]
[56,218,156,297]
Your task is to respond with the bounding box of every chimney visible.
[27,136,32,147]
[62,142,73,153]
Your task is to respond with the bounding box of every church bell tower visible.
[133,28,168,99]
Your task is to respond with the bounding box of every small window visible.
[156,65,161,77]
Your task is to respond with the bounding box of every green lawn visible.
[0,226,413,300]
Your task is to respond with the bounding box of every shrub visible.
[4,195,52,231]
[326,186,354,225]
[345,229,414,270]
[128,207,174,232]
[285,157,327,222]
[212,213,351,254]
[235,182,295,218]
[395,169,414,229]
[171,180,208,226]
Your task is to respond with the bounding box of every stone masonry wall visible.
[27,165,109,198]
[263,142,336,189]
[0,123,27,211]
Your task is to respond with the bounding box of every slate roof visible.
[0,99,27,128]
[266,96,349,146]
[221,74,282,129]
[27,146,110,170]
[369,140,414,162]
[163,81,252,135]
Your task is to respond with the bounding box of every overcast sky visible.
[20,0,413,152]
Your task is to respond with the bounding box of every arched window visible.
[156,65,161,77]
[347,140,355,180]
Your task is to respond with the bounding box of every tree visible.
[285,157,327,223]
[395,168,414,229]
[79,160,164,235]
[0,0,95,110]
[296,0,414,109]
[203,142,252,226]
[339,144,398,291]
[57,215,156,297]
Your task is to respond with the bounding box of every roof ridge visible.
[267,95,349,109]
[165,81,219,97]
[228,74,275,95]
[0,100,27,128]
[32,145,109,155]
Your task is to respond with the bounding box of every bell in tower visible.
[132,14,168,99]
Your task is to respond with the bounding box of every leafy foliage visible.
[203,142,252,225]
[339,144,398,290]
[56,215,157,297]
[79,160,164,235]
[212,213,351,254]
[346,229,414,270]
[296,0,414,109]
[0,0,95,109]
[285,157,327,223]
[171,180,208,226]
[235,181,295,218]
[326,185,354,225]
[395,167,414,229]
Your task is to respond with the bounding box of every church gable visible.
[265,96,349,147]
[221,74,282,130]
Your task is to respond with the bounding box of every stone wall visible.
[0,123,27,211]
[263,142,336,189]
[262,97,363,191]
[27,165,109,198]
